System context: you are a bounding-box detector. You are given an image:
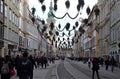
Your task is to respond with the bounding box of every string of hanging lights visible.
[35,0,100,48]
[38,0,85,19]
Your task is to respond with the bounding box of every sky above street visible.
[29,0,98,18]
[28,0,98,40]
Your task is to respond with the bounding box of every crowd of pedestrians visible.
[0,51,55,79]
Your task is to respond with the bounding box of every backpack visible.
[20,59,29,73]
[1,63,9,74]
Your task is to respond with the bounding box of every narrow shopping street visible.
[10,59,120,79]
[0,0,120,79]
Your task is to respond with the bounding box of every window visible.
[12,13,14,23]
[17,17,19,27]
[7,9,10,20]
[9,9,12,21]
[14,15,16,25]
[19,36,22,46]
[5,5,8,17]
[0,0,3,13]
[13,0,15,4]
[4,26,7,39]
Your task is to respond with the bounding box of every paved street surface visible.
[11,60,60,79]
[10,59,120,79]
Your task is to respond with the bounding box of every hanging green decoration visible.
[31,7,36,15]
[39,0,44,4]
[67,37,69,40]
[41,5,46,12]
[56,31,59,36]
[65,0,70,9]
[75,21,79,27]
[58,37,60,41]
[50,22,54,30]
[78,0,85,8]
[58,24,61,29]
[63,38,65,41]
[86,6,91,15]
[62,32,65,36]
[54,3,57,11]
[65,23,70,30]
[41,20,45,25]
[68,31,70,35]
[73,26,76,30]
[77,4,80,11]
[55,43,57,48]
[53,35,55,41]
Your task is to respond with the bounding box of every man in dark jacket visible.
[92,57,100,79]
[19,52,32,79]
[28,55,37,79]
[110,56,116,72]
[105,57,109,70]
[15,55,20,76]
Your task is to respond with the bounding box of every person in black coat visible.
[92,57,100,79]
[105,57,109,70]
[15,55,20,76]
[0,56,4,74]
[28,55,37,79]
[19,52,32,79]
[110,56,116,72]
[40,56,48,68]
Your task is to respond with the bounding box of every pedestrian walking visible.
[35,57,40,67]
[0,56,4,74]
[0,55,14,79]
[92,57,100,79]
[105,57,109,70]
[28,55,37,79]
[110,56,116,72]
[15,55,21,76]
[19,51,32,79]
[99,57,104,67]
[88,58,91,69]
[40,55,48,68]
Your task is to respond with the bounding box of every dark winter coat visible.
[92,58,100,70]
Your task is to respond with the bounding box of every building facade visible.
[27,10,40,56]
[19,0,28,53]
[97,0,110,58]
[97,0,120,64]
[2,0,20,57]
[109,0,120,63]
[0,0,4,56]
[79,5,99,58]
